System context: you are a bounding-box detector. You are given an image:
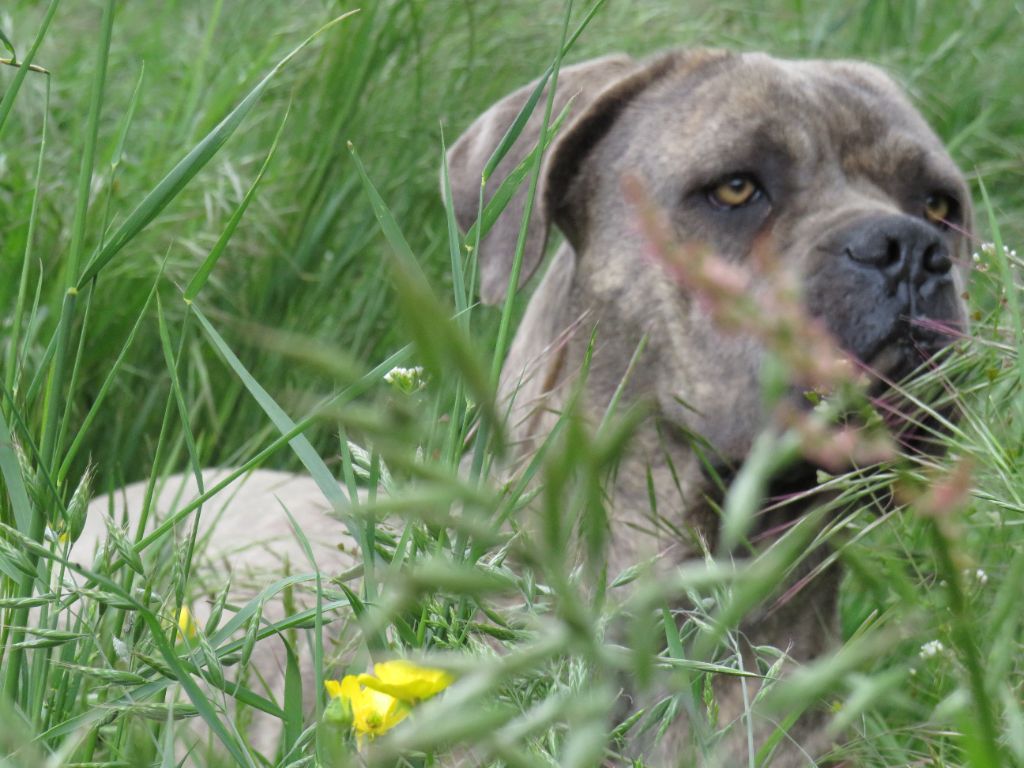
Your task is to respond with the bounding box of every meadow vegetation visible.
[0,1,1022,765]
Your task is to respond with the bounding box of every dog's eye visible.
[924,193,956,227]
[708,175,761,209]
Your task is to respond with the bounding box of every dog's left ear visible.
[543,49,735,249]
[447,50,732,304]
[446,55,638,305]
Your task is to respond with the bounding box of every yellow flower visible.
[177,606,198,639]
[324,679,346,700]
[324,675,408,742]
[357,659,453,702]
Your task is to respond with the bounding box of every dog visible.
[75,49,969,766]
[446,49,969,764]
[78,469,362,760]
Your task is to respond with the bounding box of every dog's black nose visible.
[841,215,953,295]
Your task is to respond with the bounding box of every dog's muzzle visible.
[811,213,965,379]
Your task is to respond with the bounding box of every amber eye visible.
[708,175,760,208]
[924,193,954,225]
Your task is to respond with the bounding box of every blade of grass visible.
[94,62,146,250]
[0,405,37,690]
[440,132,470,323]
[0,0,58,141]
[155,298,208,651]
[977,178,1023,379]
[52,285,96,470]
[184,103,290,301]
[1,0,110,674]
[347,143,498,435]
[489,1,574,388]
[76,11,358,287]
[136,610,257,767]
[0,404,34,538]
[5,77,49,397]
[461,102,571,249]
[56,275,161,484]
[191,305,364,553]
[39,0,113,477]
[122,345,411,563]
[282,641,303,757]
[0,27,13,58]
[61,0,113,288]
[279,501,325,720]
[474,0,606,187]
[926,516,1003,767]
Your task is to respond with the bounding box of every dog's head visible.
[448,50,970,462]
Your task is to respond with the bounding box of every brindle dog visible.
[77,50,968,767]
[447,50,969,765]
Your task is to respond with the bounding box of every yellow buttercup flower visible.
[321,660,452,746]
[177,606,198,639]
[324,678,346,700]
[324,675,408,742]
[357,659,453,702]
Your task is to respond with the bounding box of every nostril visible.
[839,217,949,277]
[923,245,952,274]
[884,237,902,268]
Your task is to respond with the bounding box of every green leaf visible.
[280,500,325,716]
[283,640,303,757]
[184,103,290,301]
[0,407,34,535]
[0,27,15,59]
[440,133,470,321]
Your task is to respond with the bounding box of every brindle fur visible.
[447,49,969,765]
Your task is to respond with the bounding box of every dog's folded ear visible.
[445,54,637,305]
[542,53,687,251]
[446,51,732,305]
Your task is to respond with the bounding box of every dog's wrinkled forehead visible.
[612,53,966,209]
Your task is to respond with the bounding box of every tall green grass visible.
[1,1,1022,766]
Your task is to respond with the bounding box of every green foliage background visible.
[3,1,1019,482]
[0,1,1022,766]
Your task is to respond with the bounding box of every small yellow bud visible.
[177,606,198,639]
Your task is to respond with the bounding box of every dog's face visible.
[449,50,970,462]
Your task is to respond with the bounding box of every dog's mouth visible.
[862,339,933,393]
[857,316,963,393]
[837,316,964,458]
